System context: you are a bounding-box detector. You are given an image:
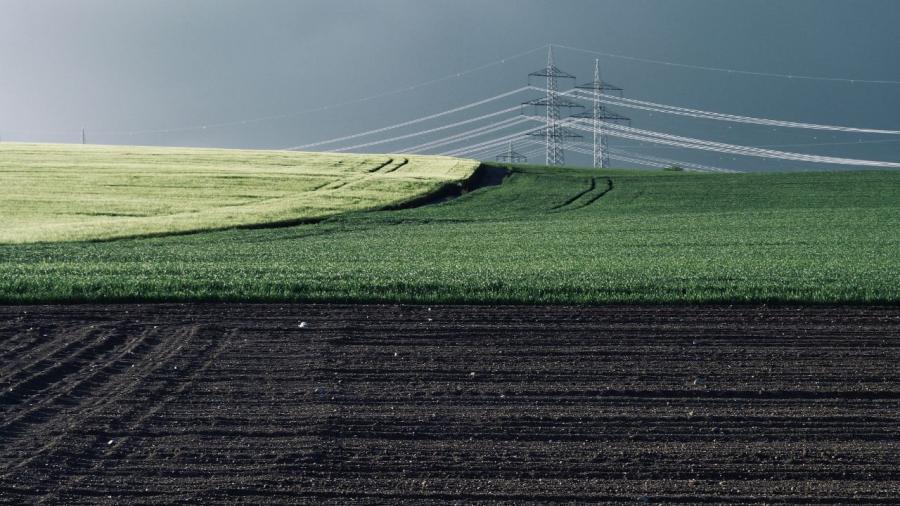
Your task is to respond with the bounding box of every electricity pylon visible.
[574,59,630,168]
[523,46,582,165]
[495,141,527,164]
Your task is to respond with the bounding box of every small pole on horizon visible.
[81,127,86,145]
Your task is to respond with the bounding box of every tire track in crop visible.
[383,157,409,174]
[551,176,614,211]
[571,176,613,209]
[550,176,596,210]
[0,304,898,503]
[367,157,395,173]
[320,157,406,193]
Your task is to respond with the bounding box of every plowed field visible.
[1,304,898,504]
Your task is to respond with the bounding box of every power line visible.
[526,85,900,135]
[554,43,900,85]
[329,107,525,153]
[462,141,530,160]
[617,138,900,151]
[285,87,531,150]
[525,137,735,172]
[442,127,544,157]
[562,117,900,168]
[458,132,733,173]
[495,141,529,164]
[443,130,540,157]
[566,88,900,135]
[608,148,736,173]
[82,46,550,138]
[463,138,537,160]
[319,77,900,158]
[398,116,531,154]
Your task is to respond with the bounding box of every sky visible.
[2,0,899,171]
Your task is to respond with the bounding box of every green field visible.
[0,143,477,243]
[1,146,898,304]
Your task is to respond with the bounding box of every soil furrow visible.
[0,303,897,504]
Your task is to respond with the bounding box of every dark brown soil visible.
[1,304,898,504]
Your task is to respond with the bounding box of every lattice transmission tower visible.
[523,46,583,165]
[495,141,528,164]
[573,59,630,168]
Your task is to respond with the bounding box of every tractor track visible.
[551,177,596,210]
[552,176,614,211]
[367,157,395,173]
[383,157,409,173]
[0,303,898,504]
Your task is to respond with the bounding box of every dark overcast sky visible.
[2,0,899,170]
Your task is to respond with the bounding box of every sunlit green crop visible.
[0,143,477,243]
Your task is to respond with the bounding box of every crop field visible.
[2,148,899,503]
[0,143,477,243]
[1,304,898,503]
[1,153,898,304]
